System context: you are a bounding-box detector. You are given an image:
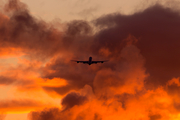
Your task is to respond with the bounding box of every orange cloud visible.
[0,99,44,113]
[0,47,24,58]
[1,0,180,120]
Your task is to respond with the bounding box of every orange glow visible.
[167,78,180,86]
[37,78,67,87]
[0,47,25,58]
[2,0,180,120]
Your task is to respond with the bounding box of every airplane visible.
[71,57,108,65]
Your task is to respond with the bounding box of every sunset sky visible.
[1,0,180,120]
[21,0,147,22]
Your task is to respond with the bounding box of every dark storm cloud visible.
[0,76,16,85]
[61,92,87,110]
[29,92,88,120]
[41,4,180,96]
[2,0,180,119]
[0,0,95,61]
[0,0,63,59]
[29,108,63,120]
[7,5,179,120]
[92,5,180,88]
[66,20,92,36]
[149,114,162,120]
[43,85,74,96]
[2,0,180,89]
[29,107,87,120]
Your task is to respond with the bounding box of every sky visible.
[20,0,145,22]
[1,0,180,120]
[17,0,171,22]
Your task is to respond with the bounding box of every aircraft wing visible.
[92,60,108,64]
[71,60,89,64]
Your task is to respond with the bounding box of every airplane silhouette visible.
[71,57,108,65]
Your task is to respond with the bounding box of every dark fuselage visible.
[88,57,92,65]
[72,57,107,65]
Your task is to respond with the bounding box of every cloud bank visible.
[1,0,180,120]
